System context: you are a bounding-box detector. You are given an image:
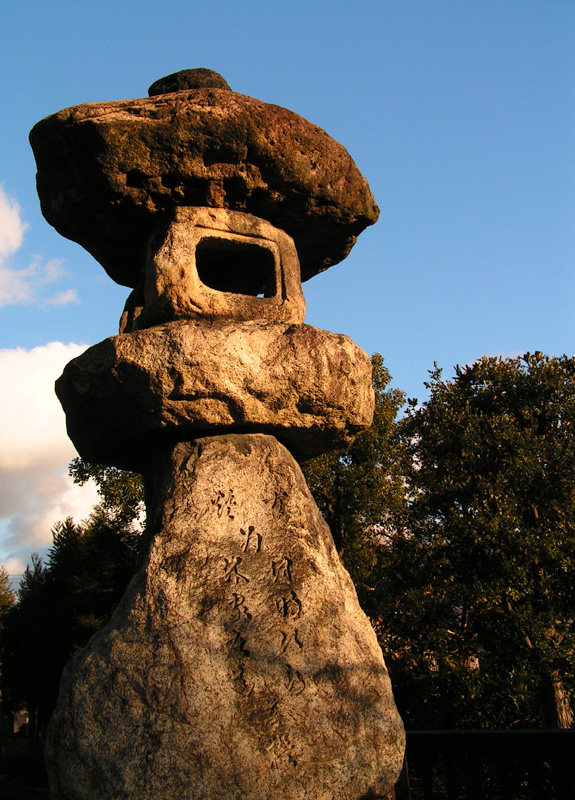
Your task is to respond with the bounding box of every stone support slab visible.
[56,321,374,471]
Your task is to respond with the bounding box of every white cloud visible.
[0,263,36,305]
[43,288,80,307]
[0,342,85,470]
[0,185,78,307]
[0,343,100,576]
[40,258,66,283]
[0,185,26,259]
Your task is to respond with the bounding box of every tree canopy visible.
[68,458,144,526]
[302,353,406,614]
[1,508,140,741]
[0,567,14,620]
[373,353,575,729]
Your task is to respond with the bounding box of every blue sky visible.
[0,0,574,577]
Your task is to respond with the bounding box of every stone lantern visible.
[30,68,404,800]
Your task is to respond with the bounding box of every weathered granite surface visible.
[29,84,379,287]
[55,320,375,471]
[46,435,404,800]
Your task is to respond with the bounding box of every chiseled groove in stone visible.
[55,321,375,472]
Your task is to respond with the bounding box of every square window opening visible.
[196,237,278,298]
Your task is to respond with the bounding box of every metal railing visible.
[395,730,575,800]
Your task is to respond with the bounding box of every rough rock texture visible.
[29,87,379,287]
[149,68,231,95]
[55,321,375,471]
[46,434,404,800]
[121,207,306,332]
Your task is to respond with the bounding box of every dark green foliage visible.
[374,353,575,729]
[304,351,575,730]
[302,354,406,614]
[68,458,144,525]
[0,566,15,741]
[1,455,144,734]
[0,567,14,621]
[1,511,140,738]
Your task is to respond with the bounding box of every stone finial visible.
[148,68,231,95]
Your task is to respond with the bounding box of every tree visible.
[1,455,144,740]
[0,510,140,746]
[302,354,406,614]
[374,353,575,729]
[0,567,15,735]
[68,458,144,526]
[0,567,14,620]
